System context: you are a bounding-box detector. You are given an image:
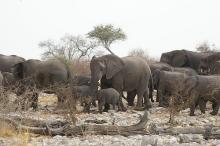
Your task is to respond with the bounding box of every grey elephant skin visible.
[72,85,93,112]
[71,75,91,86]
[12,59,71,108]
[160,50,213,72]
[97,88,120,113]
[151,65,197,104]
[0,54,25,73]
[90,54,152,110]
[13,59,70,87]
[199,52,220,74]
[179,75,220,116]
[156,70,188,107]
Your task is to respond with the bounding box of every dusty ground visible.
[0,93,220,146]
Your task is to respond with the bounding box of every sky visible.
[1,0,220,60]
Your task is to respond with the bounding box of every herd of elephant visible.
[0,49,220,115]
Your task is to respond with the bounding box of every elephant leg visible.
[210,102,219,115]
[112,104,116,110]
[156,90,159,102]
[189,93,199,116]
[127,90,136,106]
[144,89,152,109]
[103,103,110,112]
[198,99,206,114]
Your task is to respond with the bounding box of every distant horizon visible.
[1,0,220,60]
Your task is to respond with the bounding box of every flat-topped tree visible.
[88,24,126,55]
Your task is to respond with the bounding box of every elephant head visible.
[90,54,124,94]
[160,50,188,67]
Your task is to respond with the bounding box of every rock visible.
[141,135,179,146]
[179,134,203,143]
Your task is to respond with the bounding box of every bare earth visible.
[0,94,220,146]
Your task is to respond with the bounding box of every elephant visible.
[97,88,120,113]
[172,67,198,76]
[151,67,197,104]
[13,59,70,87]
[12,59,71,109]
[71,75,91,86]
[149,62,173,73]
[157,70,188,107]
[2,72,15,87]
[199,52,220,75]
[90,54,152,110]
[179,75,220,116]
[100,75,141,107]
[160,50,213,72]
[0,54,25,73]
[72,85,93,112]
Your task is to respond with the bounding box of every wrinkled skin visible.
[180,75,220,116]
[199,52,220,75]
[0,54,25,73]
[90,55,152,110]
[12,59,71,109]
[97,88,120,113]
[160,50,213,72]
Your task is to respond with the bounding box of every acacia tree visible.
[88,24,126,54]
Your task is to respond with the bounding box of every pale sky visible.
[1,0,220,60]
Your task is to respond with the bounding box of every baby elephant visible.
[97,88,121,113]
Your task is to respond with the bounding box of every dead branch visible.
[0,110,149,136]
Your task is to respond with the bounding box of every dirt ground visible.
[0,93,220,146]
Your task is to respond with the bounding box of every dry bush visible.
[70,59,90,75]
[128,48,159,63]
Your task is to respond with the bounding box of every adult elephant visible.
[12,59,71,106]
[160,50,213,72]
[179,75,220,116]
[0,54,25,72]
[149,62,173,73]
[90,54,152,110]
[199,52,220,75]
[13,59,70,86]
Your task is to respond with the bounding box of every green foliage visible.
[88,24,126,54]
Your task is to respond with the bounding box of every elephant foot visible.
[210,111,218,115]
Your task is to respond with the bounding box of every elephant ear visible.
[105,55,124,79]
[172,51,187,67]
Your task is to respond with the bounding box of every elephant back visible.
[0,54,25,73]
